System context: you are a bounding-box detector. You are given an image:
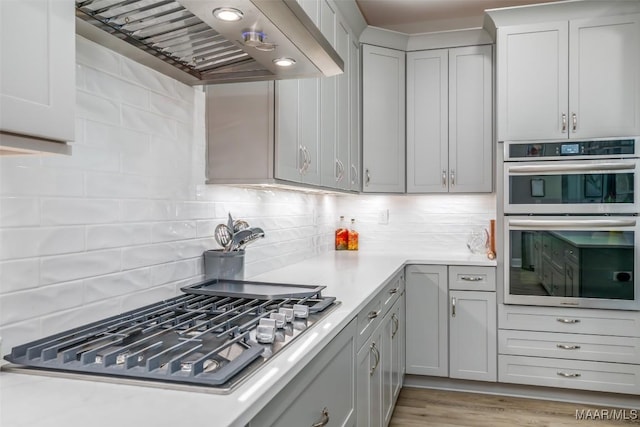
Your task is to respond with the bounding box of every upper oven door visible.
[504,158,640,214]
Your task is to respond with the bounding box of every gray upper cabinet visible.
[0,0,74,154]
[497,14,640,141]
[207,0,359,192]
[362,45,406,193]
[407,45,493,193]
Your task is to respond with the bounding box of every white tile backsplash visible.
[0,36,496,355]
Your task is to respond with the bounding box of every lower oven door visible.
[504,216,639,310]
[503,158,639,214]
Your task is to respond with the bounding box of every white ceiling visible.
[355,0,563,34]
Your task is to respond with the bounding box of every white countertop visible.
[0,250,494,427]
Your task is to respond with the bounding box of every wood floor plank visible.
[390,387,640,426]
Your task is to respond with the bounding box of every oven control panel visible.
[506,138,637,160]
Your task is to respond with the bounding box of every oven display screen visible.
[561,143,580,155]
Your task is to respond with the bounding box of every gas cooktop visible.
[3,279,338,394]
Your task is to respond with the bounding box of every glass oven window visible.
[509,229,635,300]
[509,173,634,205]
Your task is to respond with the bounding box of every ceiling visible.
[355,0,563,34]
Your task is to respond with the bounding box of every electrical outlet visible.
[378,209,389,225]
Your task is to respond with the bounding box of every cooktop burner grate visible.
[4,285,337,392]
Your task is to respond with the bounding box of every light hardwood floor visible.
[390,387,640,426]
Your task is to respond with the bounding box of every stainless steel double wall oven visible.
[502,137,640,310]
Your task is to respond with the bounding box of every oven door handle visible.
[509,218,637,228]
[506,162,636,174]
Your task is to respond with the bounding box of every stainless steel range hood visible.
[75,0,344,85]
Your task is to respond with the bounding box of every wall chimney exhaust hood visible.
[75,0,344,85]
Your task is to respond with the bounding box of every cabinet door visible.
[320,0,338,188]
[385,296,404,425]
[449,290,497,382]
[497,22,569,141]
[449,45,493,193]
[569,14,640,138]
[276,80,303,183]
[362,45,406,193]
[405,265,448,376]
[349,40,361,191]
[335,20,351,190]
[407,50,448,193]
[357,327,383,427]
[0,0,75,142]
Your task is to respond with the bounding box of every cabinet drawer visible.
[499,305,640,337]
[499,355,640,395]
[449,266,496,291]
[499,330,640,364]
[357,295,382,350]
[251,319,357,427]
[381,271,405,315]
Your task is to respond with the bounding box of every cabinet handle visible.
[557,318,580,324]
[365,168,371,186]
[557,371,581,378]
[304,147,311,173]
[370,342,380,375]
[460,276,482,282]
[368,310,380,321]
[450,170,455,186]
[389,287,399,295]
[557,344,581,350]
[442,170,447,187]
[351,164,358,185]
[572,113,577,132]
[336,159,345,182]
[391,313,399,338]
[566,265,573,281]
[298,145,306,174]
[451,297,456,317]
[311,407,330,427]
[561,113,567,132]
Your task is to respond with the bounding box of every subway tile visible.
[0,259,40,293]
[0,280,84,325]
[119,285,177,313]
[84,119,150,154]
[41,199,120,225]
[83,66,149,109]
[76,90,121,125]
[76,36,120,75]
[152,221,197,243]
[120,200,177,222]
[121,243,180,270]
[0,319,42,356]
[86,224,152,250]
[40,250,122,286]
[42,298,121,337]
[85,172,153,199]
[121,104,177,139]
[120,58,177,98]
[83,269,151,303]
[149,259,198,287]
[149,91,192,124]
[0,197,39,227]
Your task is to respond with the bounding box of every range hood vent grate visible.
[75,0,344,85]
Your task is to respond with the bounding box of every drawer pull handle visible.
[368,310,380,321]
[311,407,330,427]
[460,276,482,282]
[557,344,581,350]
[370,343,380,375]
[556,318,580,324]
[389,287,399,295]
[557,371,581,378]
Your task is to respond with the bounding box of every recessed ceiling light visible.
[212,7,243,22]
[273,57,296,67]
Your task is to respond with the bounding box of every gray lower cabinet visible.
[498,304,640,394]
[356,271,406,427]
[250,318,357,427]
[406,265,497,382]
